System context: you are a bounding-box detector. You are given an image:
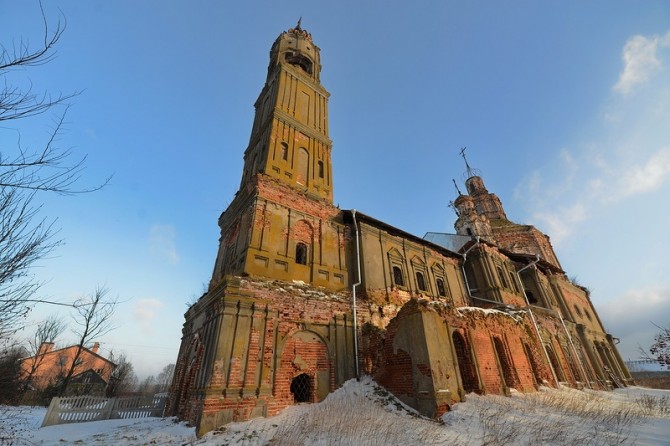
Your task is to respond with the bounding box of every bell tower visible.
[210,23,347,290]
[240,21,333,202]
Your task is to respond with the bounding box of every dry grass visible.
[199,380,670,446]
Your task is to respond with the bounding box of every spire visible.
[296,17,302,30]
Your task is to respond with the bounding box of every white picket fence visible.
[41,394,168,427]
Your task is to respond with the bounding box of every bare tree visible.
[21,315,66,390]
[57,287,117,396]
[105,352,137,397]
[137,374,157,396]
[650,323,670,370]
[155,363,176,394]
[0,3,109,348]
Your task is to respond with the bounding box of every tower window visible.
[392,266,404,287]
[416,272,426,291]
[436,278,446,297]
[295,243,308,265]
[281,142,288,160]
[318,160,324,178]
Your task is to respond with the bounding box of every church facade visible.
[166,24,632,436]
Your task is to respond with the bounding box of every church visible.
[166,23,632,436]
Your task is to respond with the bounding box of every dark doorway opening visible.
[290,373,312,403]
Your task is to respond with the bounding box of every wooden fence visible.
[41,394,168,427]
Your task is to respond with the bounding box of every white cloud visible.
[613,31,670,94]
[532,202,587,246]
[617,147,670,198]
[150,224,179,265]
[133,298,164,335]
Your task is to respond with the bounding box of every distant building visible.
[168,23,632,436]
[21,342,116,395]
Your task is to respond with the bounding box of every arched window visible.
[392,266,404,287]
[436,278,446,297]
[296,243,308,265]
[297,148,309,185]
[416,272,426,291]
[281,142,289,160]
[290,373,312,403]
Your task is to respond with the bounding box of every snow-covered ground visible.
[3,378,670,445]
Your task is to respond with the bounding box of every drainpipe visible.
[517,255,560,387]
[459,236,480,305]
[351,210,361,380]
[557,312,592,389]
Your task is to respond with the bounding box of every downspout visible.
[517,255,560,387]
[351,210,361,380]
[459,236,480,305]
[557,311,592,389]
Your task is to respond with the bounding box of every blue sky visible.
[3,1,670,378]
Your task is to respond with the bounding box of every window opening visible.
[464,262,479,293]
[290,373,312,403]
[318,160,324,178]
[392,266,404,287]
[281,142,288,160]
[416,272,426,291]
[436,278,446,297]
[525,290,537,304]
[295,243,308,265]
[573,305,582,318]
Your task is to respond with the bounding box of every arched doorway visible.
[452,331,479,393]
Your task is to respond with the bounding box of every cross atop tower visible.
[459,147,474,178]
[459,146,481,181]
